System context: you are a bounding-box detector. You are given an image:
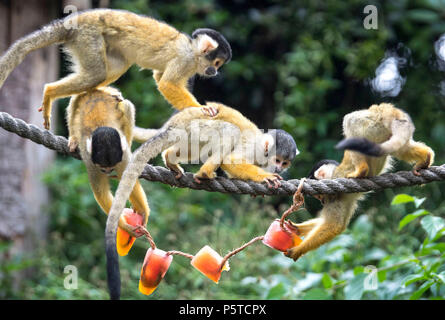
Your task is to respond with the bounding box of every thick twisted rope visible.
[1,111,444,196]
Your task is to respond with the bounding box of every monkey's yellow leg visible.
[129,180,150,226]
[88,171,140,239]
[288,218,323,237]
[162,147,185,179]
[40,35,108,129]
[395,141,435,174]
[157,79,202,110]
[194,160,219,181]
[286,217,345,261]
[221,162,281,188]
[346,152,369,178]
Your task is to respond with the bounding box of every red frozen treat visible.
[139,248,173,295]
[190,245,230,283]
[116,208,144,256]
[262,219,302,252]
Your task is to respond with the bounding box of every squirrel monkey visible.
[105,102,299,299]
[286,103,435,261]
[162,102,299,186]
[0,8,232,129]
[67,86,152,247]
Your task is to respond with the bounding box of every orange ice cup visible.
[116,208,144,256]
[262,219,302,252]
[190,245,230,283]
[139,248,173,295]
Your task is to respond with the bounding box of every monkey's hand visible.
[285,247,303,262]
[118,218,145,238]
[262,173,283,189]
[201,105,219,117]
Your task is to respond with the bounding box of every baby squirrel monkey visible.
[285,103,434,261]
[0,8,232,129]
[105,102,298,299]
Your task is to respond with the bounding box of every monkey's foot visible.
[201,105,219,117]
[67,137,79,153]
[262,174,283,189]
[37,106,51,130]
[193,171,216,184]
[413,159,431,176]
[165,163,184,179]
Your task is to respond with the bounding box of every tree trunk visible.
[0,0,60,281]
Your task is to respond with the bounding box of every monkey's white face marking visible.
[120,136,128,152]
[86,137,92,154]
[197,34,219,54]
[314,163,337,180]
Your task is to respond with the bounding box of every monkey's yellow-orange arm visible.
[157,80,202,110]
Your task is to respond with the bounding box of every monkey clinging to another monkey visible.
[0,8,232,129]
[285,103,434,262]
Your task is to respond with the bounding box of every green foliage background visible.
[1,0,445,300]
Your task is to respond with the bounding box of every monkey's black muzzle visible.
[205,67,217,76]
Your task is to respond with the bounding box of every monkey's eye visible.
[275,159,281,164]
[282,161,288,167]
[214,59,223,68]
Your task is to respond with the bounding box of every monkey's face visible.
[266,155,292,174]
[196,56,226,78]
[97,165,116,175]
[307,160,339,202]
[192,30,231,78]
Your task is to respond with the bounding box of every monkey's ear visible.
[121,135,128,152]
[295,147,300,157]
[261,133,275,155]
[197,34,219,54]
[86,138,92,154]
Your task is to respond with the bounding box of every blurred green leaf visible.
[410,280,434,300]
[421,216,445,240]
[344,273,367,300]
[302,288,332,300]
[391,194,415,205]
[266,283,287,300]
[399,209,429,231]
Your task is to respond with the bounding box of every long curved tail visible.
[105,128,173,300]
[0,19,70,88]
[336,119,413,157]
[133,127,159,143]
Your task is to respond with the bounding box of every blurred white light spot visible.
[370,56,406,97]
[434,34,445,71]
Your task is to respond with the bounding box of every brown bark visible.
[0,0,59,262]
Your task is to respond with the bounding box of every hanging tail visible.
[0,19,71,88]
[105,128,174,300]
